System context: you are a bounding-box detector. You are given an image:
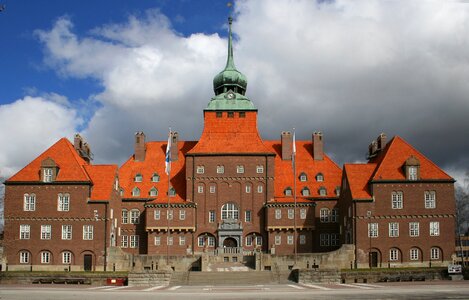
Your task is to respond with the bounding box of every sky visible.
[1,0,469,186]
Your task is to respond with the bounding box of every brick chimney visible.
[171,131,179,161]
[377,133,387,151]
[313,132,324,161]
[281,131,292,160]
[134,131,146,162]
[73,134,93,163]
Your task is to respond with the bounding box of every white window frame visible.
[257,185,263,193]
[122,209,128,224]
[391,191,403,209]
[299,234,306,245]
[41,251,51,264]
[320,208,330,223]
[299,173,307,182]
[179,210,186,220]
[288,208,294,219]
[425,191,436,209]
[275,209,282,220]
[275,235,281,245]
[319,187,327,196]
[167,236,173,246]
[149,187,158,196]
[121,235,128,248]
[331,209,338,223]
[209,210,215,223]
[245,210,252,222]
[130,209,140,224]
[62,251,72,264]
[389,248,399,261]
[20,224,30,240]
[167,209,173,220]
[58,193,70,211]
[83,225,94,240]
[62,225,72,240]
[237,165,244,174]
[285,188,292,196]
[300,208,306,219]
[210,185,216,193]
[256,236,262,246]
[24,193,36,211]
[256,165,264,173]
[246,235,253,246]
[408,166,418,180]
[43,168,53,183]
[320,233,330,246]
[409,222,419,237]
[287,235,294,245]
[132,187,140,197]
[151,173,160,182]
[217,165,224,174]
[368,223,378,238]
[221,203,239,220]
[41,225,52,240]
[198,185,204,193]
[134,173,142,182]
[389,222,399,237]
[331,233,339,246]
[179,236,185,246]
[198,236,205,247]
[246,185,251,193]
[302,188,310,196]
[316,173,324,182]
[430,247,440,260]
[196,166,205,174]
[430,221,440,236]
[20,251,30,264]
[208,236,215,247]
[154,210,161,220]
[130,235,139,248]
[154,236,161,246]
[410,248,419,261]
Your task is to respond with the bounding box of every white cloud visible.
[0,96,81,178]
[14,0,469,180]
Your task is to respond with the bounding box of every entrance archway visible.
[223,237,238,248]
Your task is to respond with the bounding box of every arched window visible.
[301,187,310,196]
[134,173,143,182]
[316,173,324,182]
[23,193,36,211]
[221,203,239,220]
[132,187,140,197]
[151,173,160,182]
[130,209,140,224]
[299,172,307,182]
[149,187,158,197]
[284,187,292,196]
[319,186,327,196]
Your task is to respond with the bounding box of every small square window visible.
[196,166,205,174]
[198,185,204,193]
[216,112,223,118]
[228,112,234,118]
[237,165,244,174]
[239,112,246,118]
[217,165,224,174]
[256,165,264,173]
[210,186,216,193]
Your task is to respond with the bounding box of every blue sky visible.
[1,0,469,185]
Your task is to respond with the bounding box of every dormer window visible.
[404,156,420,181]
[319,187,327,196]
[301,187,310,196]
[169,187,176,197]
[132,187,140,197]
[149,187,158,197]
[134,173,143,182]
[316,173,324,182]
[151,173,160,182]
[299,172,307,182]
[40,157,58,183]
[284,187,292,196]
[44,168,53,183]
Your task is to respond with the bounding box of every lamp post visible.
[367,210,372,269]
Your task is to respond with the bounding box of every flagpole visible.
[293,128,297,265]
[166,128,172,267]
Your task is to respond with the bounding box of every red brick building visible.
[2,19,455,271]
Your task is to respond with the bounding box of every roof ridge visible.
[63,138,91,181]
[370,136,396,180]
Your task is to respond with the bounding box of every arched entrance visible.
[223,237,238,248]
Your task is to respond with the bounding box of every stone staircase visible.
[128,271,172,286]
[186,270,276,286]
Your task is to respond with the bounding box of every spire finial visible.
[226,16,235,70]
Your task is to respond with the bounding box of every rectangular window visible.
[288,208,294,219]
[246,236,253,246]
[43,168,53,182]
[20,251,30,264]
[210,185,216,193]
[179,236,186,246]
[62,252,72,264]
[41,225,52,240]
[430,221,440,236]
[368,223,378,238]
[209,210,215,223]
[154,236,161,246]
[275,235,281,245]
[122,210,128,224]
[256,165,264,173]
[245,210,252,222]
[217,165,224,174]
[237,165,244,174]
[300,208,307,219]
[331,233,340,246]
[24,194,36,211]
[216,111,222,118]
[410,248,419,260]
[179,210,186,220]
[198,185,204,193]
[62,225,72,240]
[389,222,399,237]
[58,194,70,211]
[121,235,128,248]
[320,208,330,223]
[409,222,419,237]
[196,166,205,174]
[320,233,330,246]
[41,252,50,264]
[20,224,30,240]
[245,185,251,193]
[275,209,282,220]
[299,234,306,245]
[83,225,94,240]
[257,185,263,193]
[408,166,418,180]
[154,210,161,220]
[425,191,436,209]
[167,236,173,246]
[208,236,215,247]
[239,112,246,118]
[256,236,262,246]
[130,210,140,224]
[392,192,403,209]
[431,248,440,260]
[287,235,294,245]
[130,235,139,248]
[198,236,205,247]
[390,249,399,261]
[331,209,338,223]
[227,111,234,118]
[167,210,173,220]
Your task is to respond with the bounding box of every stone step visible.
[128,271,172,286]
[187,271,276,286]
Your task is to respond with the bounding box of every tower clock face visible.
[225,91,235,100]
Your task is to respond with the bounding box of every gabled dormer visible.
[40,157,59,183]
[404,155,420,181]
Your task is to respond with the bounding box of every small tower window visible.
[228,112,234,118]
[239,112,246,118]
[216,112,223,118]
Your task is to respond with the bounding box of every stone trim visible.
[4,216,107,221]
[355,214,456,220]
[266,225,315,231]
[146,226,195,232]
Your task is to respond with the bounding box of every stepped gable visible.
[119,140,196,203]
[370,136,452,181]
[188,112,273,154]
[84,165,118,201]
[264,140,342,202]
[6,138,90,182]
[343,163,376,200]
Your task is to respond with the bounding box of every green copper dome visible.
[213,17,248,96]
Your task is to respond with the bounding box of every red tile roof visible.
[84,165,118,201]
[343,163,376,199]
[7,138,91,182]
[189,112,273,154]
[264,140,342,202]
[371,136,452,181]
[119,141,196,202]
